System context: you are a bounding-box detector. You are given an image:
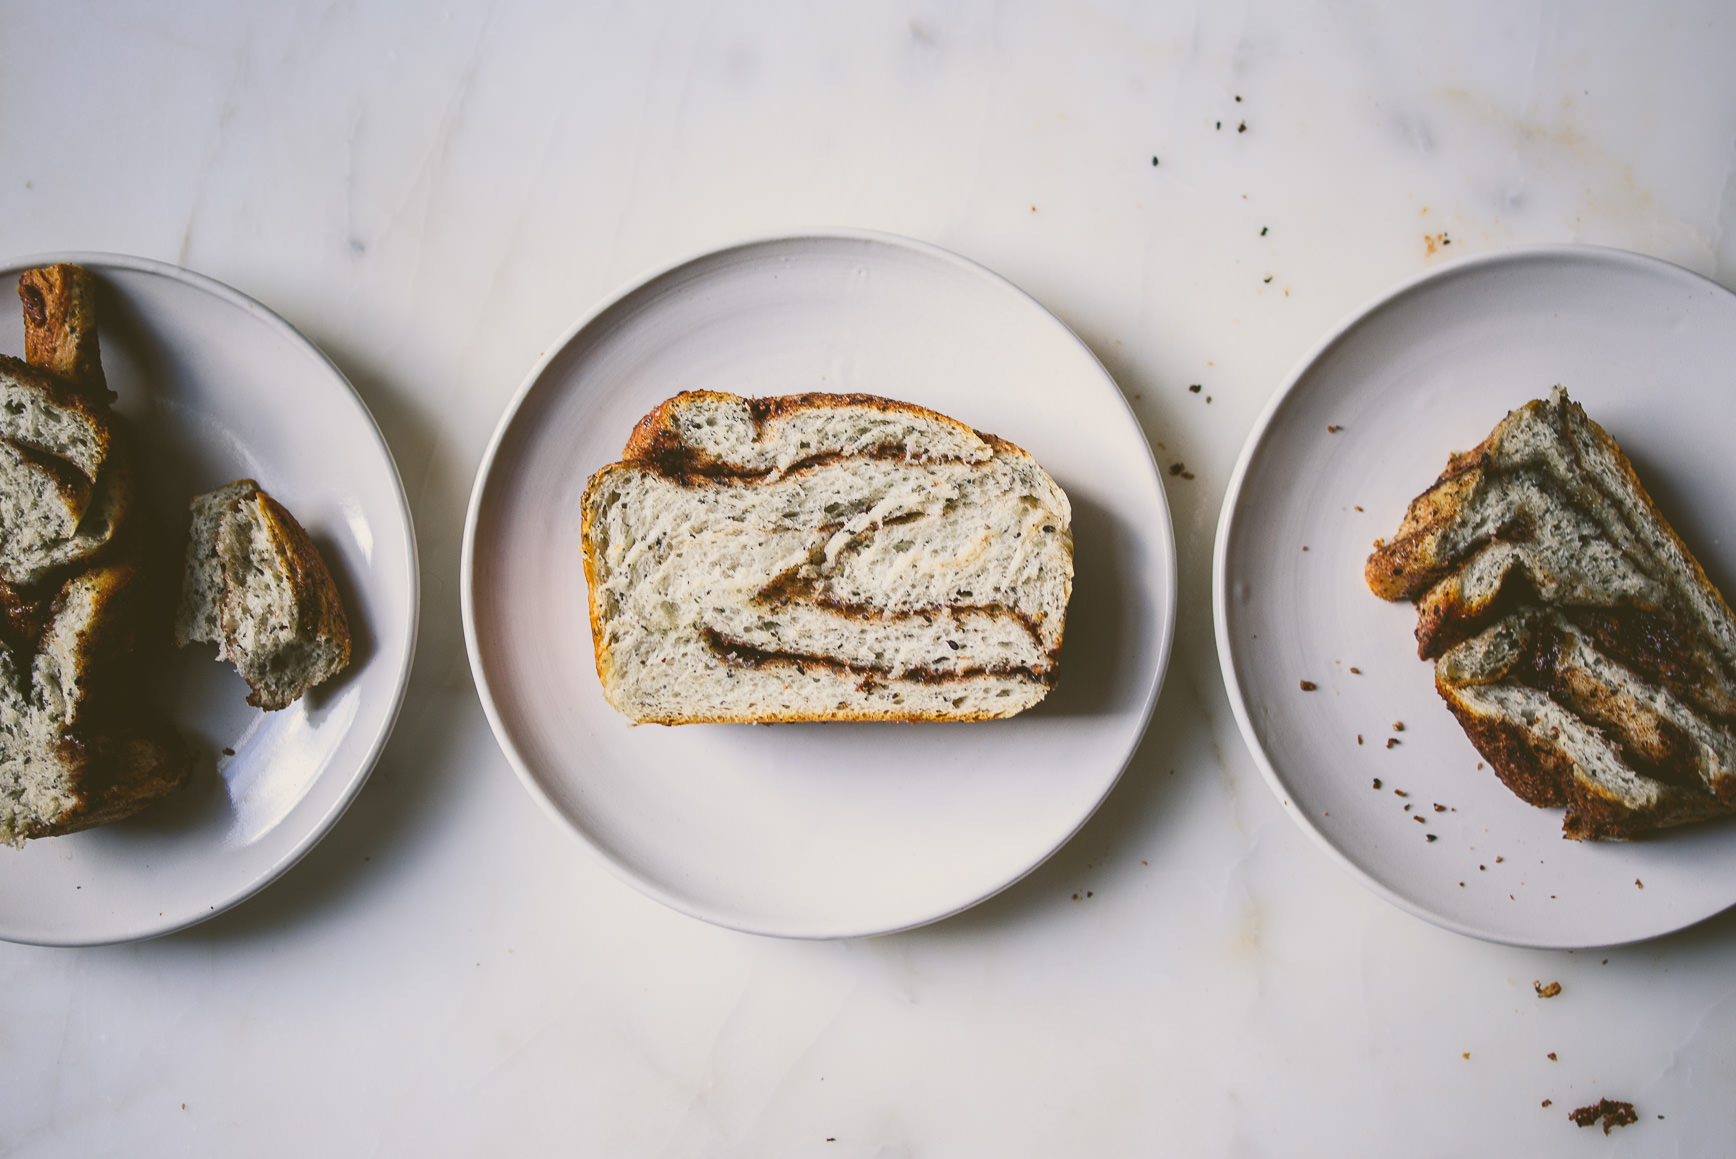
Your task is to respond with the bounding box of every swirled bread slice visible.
[1368,388,1736,839]
[581,391,1074,723]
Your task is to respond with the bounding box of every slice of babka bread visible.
[581,392,1074,723]
[1368,388,1736,839]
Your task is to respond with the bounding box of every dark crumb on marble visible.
[1354,504,1364,511]
[1548,1052,1558,1060]
[1302,545,1309,551]
[222,747,235,756]
[1216,121,1222,129]
[1433,803,1446,812]
[1570,1098,1637,1134]
[1391,721,1404,731]
[1535,981,1562,998]
[1413,816,1425,824]
[1394,789,1408,797]
[1238,121,1248,133]
[1264,275,1273,283]
[1459,881,1465,887]
[1358,734,1364,745]
[1386,737,1400,749]
[1426,834,1437,841]
[1236,95,1243,102]
[1404,803,1412,812]
[1168,462,1193,478]
[1349,666,1361,674]
[1189,383,1201,392]
[1462,1052,1470,1060]
[1496,856,1504,863]
[1542,1099,1552,1108]
[1151,156,1160,166]
[1260,225,1267,235]
[1636,879,1644,889]
[1327,424,1343,433]
[1372,778,1381,789]
[1299,680,1317,691]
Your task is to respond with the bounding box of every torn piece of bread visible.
[0,561,192,845]
[581,391,1074,724]
[17,263,112,404]
[174,480,351,711]
[0,355,111,481]
[1367,387,1736,839]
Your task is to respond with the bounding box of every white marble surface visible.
[4,0,1736,1153]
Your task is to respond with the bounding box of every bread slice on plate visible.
[581,391,1074,724]
[174,480,351,711]
[1367,387,1736,839]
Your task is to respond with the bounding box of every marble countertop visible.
[5,1,1736,1153]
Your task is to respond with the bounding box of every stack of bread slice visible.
[1366,387,1736,840]
[0,265,189,846]
[581,391,1074,723]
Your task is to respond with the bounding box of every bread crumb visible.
[1547,1052,1557,1060]
[1327,424,1343,433]
[1541,1099,1552,1108]
[1299,680,1317,691]
[1386,737,1399,748]
[1391,721,1404,731]
[1349,666,1361,674]
[1534,981,1561,998]
[1462,1052,1470,1060]
[1570,1098,1636,1134]
[1371,778,1381,788]
[1636,878,1644,889]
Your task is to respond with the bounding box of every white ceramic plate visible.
[464,231,1174,938]
[1215,245,1736,948]
[0,253,417,946]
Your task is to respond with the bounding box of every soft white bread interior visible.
[175,480,351,711]
[582,391,1074,724]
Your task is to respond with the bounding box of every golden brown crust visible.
[18,264,112,405]
[254,490,351,667]
[619,389,1002,476]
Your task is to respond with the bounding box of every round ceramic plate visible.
[464,231,1174,938]
[1215,245,1736,948]
[0,253,418,946]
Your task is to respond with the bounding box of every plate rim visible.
[461,227,1177,939]
[1211,242,1736,949]
[0,250,421,947]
